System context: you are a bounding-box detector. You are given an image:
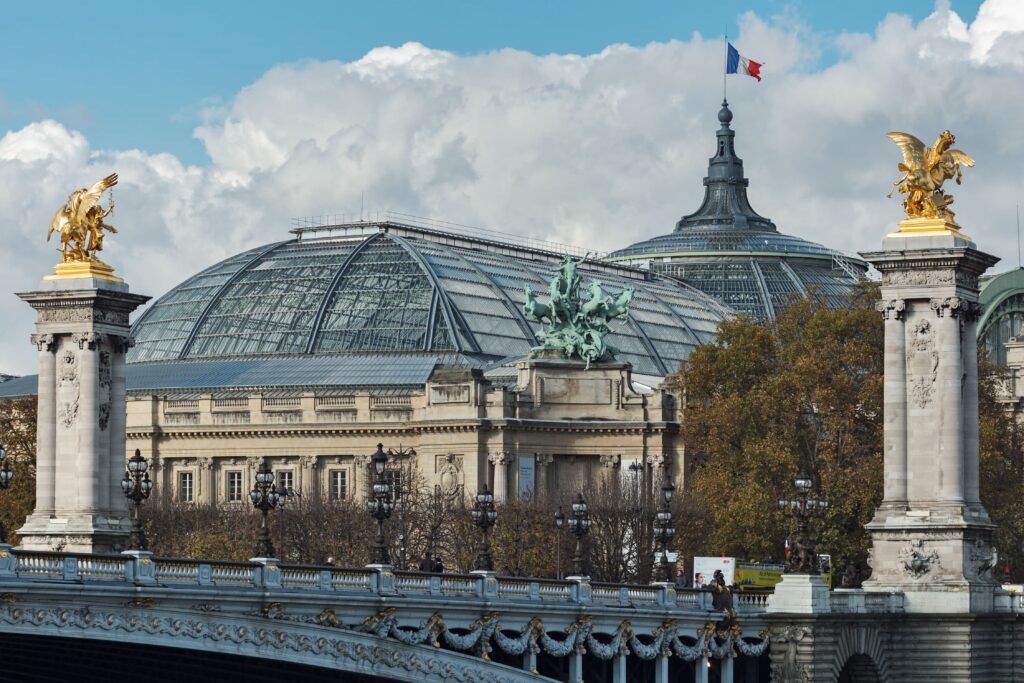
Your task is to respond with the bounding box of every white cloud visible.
[2,0,1024,375]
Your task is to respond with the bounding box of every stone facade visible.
[125,357,683,506]
[17,276,150,552]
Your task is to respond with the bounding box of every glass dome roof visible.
[129,222,733,377]
[605,101,866,321]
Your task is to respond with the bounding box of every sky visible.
[0,0,1020,374]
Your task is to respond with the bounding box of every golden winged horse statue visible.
[886,131,974,224]
[47,173,118,262]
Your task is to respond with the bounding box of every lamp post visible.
[778,471,828,574]
[567,492,592,576]
[653,476,676,583]
[120,449,153,550]
[554,506,566,580]
[471,484,498,571]
[250,461,281,558]
[0,446,13,544]
[367,444,394,565]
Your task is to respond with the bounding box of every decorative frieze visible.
[36,306,131,325]
[878,267,978,290]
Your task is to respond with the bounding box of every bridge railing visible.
[2,549,770,614]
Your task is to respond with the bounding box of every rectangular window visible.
[179,471,194,503]
[226,471,242,502]
[330,470,348,500]
[277,470,294,496]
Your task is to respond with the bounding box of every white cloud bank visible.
[2,0,1024,374]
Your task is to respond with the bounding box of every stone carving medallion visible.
[436,454,463,498]
[907,319,938,408]
[898,539,939,579]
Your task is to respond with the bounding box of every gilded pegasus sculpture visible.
[47,173,118,262]
[887,131,974,224]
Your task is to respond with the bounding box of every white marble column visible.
[488,452,512,503]
[107,336,130,519]
[74,332,101,514]
[31,334,57,517]
[933,298,965,504]
[599,453,620,490]
[878,299,908,506]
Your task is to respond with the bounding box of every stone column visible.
[535,453,553,499]
[300,455,318,498]
[73,332,101,514]
[31,334,57,517]
[932,298,965,505]
[107,336,131,514]
[197,457,214,504]
[488,451,512,503]
[599,453,620,490]
[962,302,983,508]
[354,454,371,502]
[877,299,907,507]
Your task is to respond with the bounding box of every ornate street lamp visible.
[0,446,13,544]
[120,449,154,550]
[250,461,281,558]
[554,506,566,580]
[277,476,299,562]
[653,476,676,583]
[778,470,828,574]
[367,444,394,565]
[567,492,592,576]
[471,484,498,571]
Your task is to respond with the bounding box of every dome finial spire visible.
[718,99,733,126]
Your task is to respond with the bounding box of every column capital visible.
[30,333,57,352]
[930,296,977,318]
[599,453,621,468]
[488,451,514,466]
[300,455,318,469]
[72,331,104,349]
[648,453,669,468]
[197,456,214,471]
[353,454,371,468]
[108,334,136,354]
[875,298,906,320]
[535,453,554,466]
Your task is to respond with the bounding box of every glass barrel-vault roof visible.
[129,223,733,377]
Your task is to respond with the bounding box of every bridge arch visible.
[831,625,890,683]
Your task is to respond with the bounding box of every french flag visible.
[726,43,762,82]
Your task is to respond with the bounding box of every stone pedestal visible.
[767,573,831,614]
[17,275,149,553]
[861,227,1000,613]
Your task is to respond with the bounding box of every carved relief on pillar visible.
[97,350,112,431]
[897,539,939,579]
[874,299,906,320]
[37,306,130,325]
[57,348,80,428]
[30,333,57,352]
[881,268,978,290]
[907,319,939,408]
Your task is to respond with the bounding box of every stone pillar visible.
[30,334,57,517]
[877,299,907,507]
[599,453,620,490]
[300,455,318,498]
[197,457,214,504]
[17,275,149,552]
[861,222,999,613]
[488,451,512,503]
[353,454,371,502]
[535,453,553,499]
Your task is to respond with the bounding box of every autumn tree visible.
[0,397,37,545]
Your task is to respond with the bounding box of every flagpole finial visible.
[718,100,733,126]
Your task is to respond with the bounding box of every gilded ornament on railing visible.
[45,173,123,281]
[886,130,974,232]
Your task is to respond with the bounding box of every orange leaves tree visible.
[669,285,885,572]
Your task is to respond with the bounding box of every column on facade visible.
[353,454,371,501]
[878,299,908,507]
[535,454,553,499]
[74,332,100,513]
[488,452,512,503]
[32,334,57,517]
[648,453,667,491]
[300,455,318,499]
[598,453,620,491]
[197,457,214,504]
[934,299,965,504]
[962,302,982,506]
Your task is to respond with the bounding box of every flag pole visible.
[723,30,728,101]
